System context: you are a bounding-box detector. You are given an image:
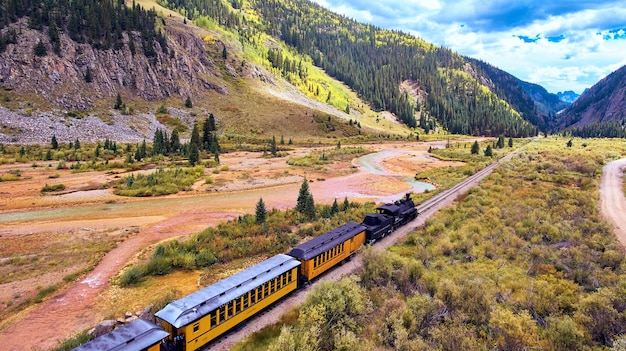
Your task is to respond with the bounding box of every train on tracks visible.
[73,194,417,351]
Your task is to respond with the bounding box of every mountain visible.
[557,91,580,104]
[469,59,566,132]
[0,0,581,142]
[555,65,626,136]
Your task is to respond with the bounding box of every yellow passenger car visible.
[287,221,367,281]
[71,318,169,351]
[155,254,300,351]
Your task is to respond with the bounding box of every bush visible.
[119,265,146,287]
[195,250,217,267]
[41,183,66,193]
[51,331,93,351]
[146,256,172,275]
[116,167,204,196]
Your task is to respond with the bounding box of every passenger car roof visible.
[72,319,169,351]
[287,222,366,260]
[155,254,300,328]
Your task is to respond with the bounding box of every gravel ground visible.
[0,106,177,144]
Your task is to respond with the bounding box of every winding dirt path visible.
[599,158,626,245]
[0,211,239,351]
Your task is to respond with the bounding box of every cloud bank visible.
[311,0,626,93]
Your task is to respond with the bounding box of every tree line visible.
[0,0,167,57]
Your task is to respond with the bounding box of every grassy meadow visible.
[233,137,626,351]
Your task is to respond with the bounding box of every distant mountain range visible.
[557,91,581,104]
[0,0,623,141]
[554,65,626,136]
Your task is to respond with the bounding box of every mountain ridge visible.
[1,0,615,143]
[555,65,626,134]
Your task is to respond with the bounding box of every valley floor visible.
[0,140,453,351]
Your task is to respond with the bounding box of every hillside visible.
[556,65,626,137]
[470,59,566,131]
[0,0,580,142]
[0,0,408,144]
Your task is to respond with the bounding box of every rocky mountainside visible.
[0,18,227,111]
[556,65,626,129]
[469,59,566,132]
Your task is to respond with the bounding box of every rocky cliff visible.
[0,18,227,111]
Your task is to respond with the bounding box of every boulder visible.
[95,320,115,337]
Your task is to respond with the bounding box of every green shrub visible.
[119,265,146,286]
[51,331,93,351]
[146,256,172,275]
[116,167,204,196]
[195,250,217,267]
[41,183,66,193]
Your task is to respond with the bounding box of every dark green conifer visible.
[255,198,267,224]
[471,140,480,154]
[296,178,311,214]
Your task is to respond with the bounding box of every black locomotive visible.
[362,193,417,243]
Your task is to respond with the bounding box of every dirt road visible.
[600,158,626,245]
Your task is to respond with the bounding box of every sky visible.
[310,0,626,94]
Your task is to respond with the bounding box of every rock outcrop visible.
[0,18,227,111]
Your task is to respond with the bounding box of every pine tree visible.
[496,136,505,148]
[74,138,80,150]
[255,198,267,224]
[190,122,201,149]
[114,93,123,110]
[296,178,311,214]
[202,117,213,151]
[508,137,513,147]
[33,40,47,57]
[153,129,165,155]
[471,140,480,154]
[330,198,339,216]
[84,67,93,83]
[567,139,573,148]
[170,129,181,154]
[134,145,142,161]
[343,196,350,211]
[304,193,316,220]
[51,135,58,149]
[484,145,493,157]
[189,143,200,166]
[140,139,147,158]
[185,96,193,108]
[207,113,216,132]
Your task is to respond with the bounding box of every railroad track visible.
[208,152,516,351]
[416,161,499,214]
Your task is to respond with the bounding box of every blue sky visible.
[310,0,626,94]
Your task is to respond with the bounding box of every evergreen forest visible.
[154,0,540,137]
[0,0,167,56]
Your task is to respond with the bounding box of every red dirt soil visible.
[0,142,452,350]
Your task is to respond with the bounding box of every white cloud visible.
[310,0,625,94]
